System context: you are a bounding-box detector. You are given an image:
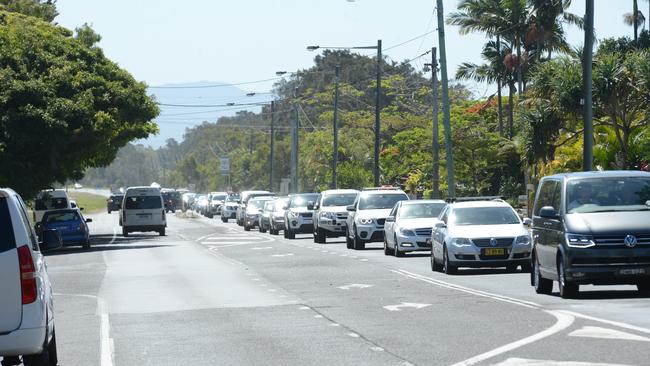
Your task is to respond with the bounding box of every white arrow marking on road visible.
[492,358,632,366]
[338,283,374,290]
[271,253,295,257]
[383,302,432,312]
[568,326,650,342]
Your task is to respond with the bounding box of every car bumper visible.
[566,248,650,285]
[245,216,260,227]
[448,245,532,267]
[396,234,431,252]
[355,224,384,243]
[222,209,237,218]
[287,216,314,233]
[123,225,166,232]
[272,218,285,230]
[318,219,347,235]
[61,233,88,245]
[0,326,46,356]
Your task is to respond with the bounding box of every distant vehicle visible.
[259,200,277,233]
[269,197,290,235]
[244,197,276,231]
[73,183,83,189]
[345,187,409,250]
[220,193,241,223]
[120,186,166,237]
[531,171,650,298]
[181,192,196,213]
[37,208,92,249]
[236,190,274,226]
[33,189,72,223]
[384,200,446,257]
[284,193,320,239]
[207,191,228,218]
[107,193,124,213]
[431,199,532,275]
[0,188,61,366]
[161,189,182,213]
[195,195,209,215]
[312,189,359,244]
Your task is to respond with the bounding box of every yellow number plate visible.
[483,248,505,256]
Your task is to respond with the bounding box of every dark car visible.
[162,190,182,213]
[531,171,650,298]
[107,194,123,213]
[37,208,92,249]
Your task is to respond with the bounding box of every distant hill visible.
[141,81,270,147]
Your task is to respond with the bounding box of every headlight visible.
[358,217,373,225]
[289,211,299,218]
[450,237,472,247]
[399,228,416,237]
[566,233,595,248]
[515,235,531,246]
[320,212,336,220]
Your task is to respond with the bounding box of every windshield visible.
[451,207,520,226]
[567,177,650,213]
[248,199,271,210]
[226,195,240,202]
[43,210,80,223]
[264,201,276,212]
[212,195,227,201]
[125,196,162,210]
[359,193,408,210]
[322,193,357,207]
[400,202,445,219]
[275,198,290,211]
[290,194,320,208]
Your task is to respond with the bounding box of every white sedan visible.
[384,200,446,257]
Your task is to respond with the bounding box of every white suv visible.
[345,188,409,250]
[312,189,359,244]
[0,188,61,366]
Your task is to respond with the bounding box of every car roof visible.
[0,188,17,198]
[543,170,650,180]
[360,189,407,195]
[402,199,445,205]
[450,200,512,209]
[320,189,359,195]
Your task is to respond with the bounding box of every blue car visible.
[38,209,92,249]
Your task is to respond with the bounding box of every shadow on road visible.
[450,268,528,276]
[43,233,172,256]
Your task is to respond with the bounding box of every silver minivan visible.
[0,188,61,366]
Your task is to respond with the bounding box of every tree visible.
[0,0,57,22]
[624,0,645,45]
[0,11,159,198]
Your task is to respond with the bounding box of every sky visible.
[55,0,638,147]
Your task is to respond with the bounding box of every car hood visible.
[356,209,392,219]
[399,217,441,229]
[564,211,650,235]
[246,209,261,215]
[225,203,238,207]
[319,206,349,213]
[288,207,313,213]
[449,224,527,239]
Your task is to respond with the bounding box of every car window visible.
[44,211,80,223]
[389,204,399,217]
[0,197,18,253]
[274,198,289,211]
[35,195,68,210]
[566,177,650,213]
[15,195,39,251]
[400,202,446,219]
[125,196,163,209]
[359,193,408,210]
[534,180,558,215]
[290,194,320,208]
[248,199,270,210]
[440,206,449,224]
[451,207,521,226]
[322,193,357,207]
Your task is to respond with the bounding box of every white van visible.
[33,189,71,223]
[120,186,166,237]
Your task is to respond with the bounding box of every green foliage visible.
[0,0,57,22]
[0,11,159,198]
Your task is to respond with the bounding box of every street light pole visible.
[291,87,299,193]
[374,39,382,187]
[425,47,440,199]
[332,65,340,189]
[270,100,275,191]
[583,0,594,171]
[436,0,455,197]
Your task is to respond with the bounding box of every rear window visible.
[43,211,80,223]
[35,196,68,210]
[400,202,446,219]
[125,196,163,209]
[0,197,17,253]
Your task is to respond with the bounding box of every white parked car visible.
[284,193,320,239]
[0,188,61,366]
[383,199,446,257]
[431,199,532,274]
[312,189,359,244]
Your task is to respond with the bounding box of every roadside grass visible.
[68,191,106,214]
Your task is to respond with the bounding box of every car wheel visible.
[394,235,403,257]
[159,228,166,236]
[259,226,266,233]
[637,282,650,293]
[107,209,111,214]
[222,217,228,223]
[383,237,391,256]
[286,227,295,239]
[353,228,365,250]
[532,256,552,294]
[442,246,457,275]
[83,240,91,250]
[431,250,442,272]
[558,256,578,299]
[122,227,129,237]
[346,233,353,249]
[22,328,56,366]
[315,228,326,244]
[244,225,251,232]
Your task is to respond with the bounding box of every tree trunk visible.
[497,35,503,137]
[508,83,515,140]
[516,37,524,132]
[634,0,639,45]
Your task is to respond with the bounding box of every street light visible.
[276,71,300,193]
[308,40,383,187]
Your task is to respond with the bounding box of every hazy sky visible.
[54,0,637,144]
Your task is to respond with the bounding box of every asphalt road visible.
[8,210,650,366]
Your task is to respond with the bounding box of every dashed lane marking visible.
[491,358,632,366]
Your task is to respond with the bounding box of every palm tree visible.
[526,0,583,62]
[624,0,645,45]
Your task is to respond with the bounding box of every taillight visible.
[78,223,86,233]
[17,246,37,304]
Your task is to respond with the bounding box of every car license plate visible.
[483,248,505,256]
[618,268,646,276]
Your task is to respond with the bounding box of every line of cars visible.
[198,170,650,299]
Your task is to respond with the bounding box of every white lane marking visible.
[251,247,274,250]
[450,310,574,366]
[314,315,323,318]
[329,323,341,327]
[299,306,310,310]
[492,358,632,366]
[559,310,650,335]
[359,259,369,262]
[370,346,385,352]
[109,227,118,245]
[338,284,374,290]
[347,332,360,338]
[54,293,113,366]
[568,326,650,342]
[271,253,295,257]
[383,302,432,312]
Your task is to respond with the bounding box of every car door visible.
[346,196,359,238]
[533,179,561,277]
[432,206,450,260]
[385,203,399,248]
[0,195,22,333]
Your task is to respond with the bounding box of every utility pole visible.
[374,39,382,187]
[425,48,440,199]
[269,100,275,191]
[436,0,455,197]
[291,87,299,193]
[583,0,594,171]
[332,65,340,189]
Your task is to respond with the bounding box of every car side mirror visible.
[85,218,93,223]
[434,221,446,228]
[307,201,314,210]
[282,205,288,210]
[346,205,356,212]
[80,207,85,211]
[522,218,532,226]
[539,206,560,219]
[385,216,395,223]
[41,229,62,251]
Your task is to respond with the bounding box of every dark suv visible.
[531,171,650,298]
[106,194,123,213]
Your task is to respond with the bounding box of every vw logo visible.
[490,238,497,247]
[624,235,637,248]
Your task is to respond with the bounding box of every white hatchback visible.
[0,188,61,366]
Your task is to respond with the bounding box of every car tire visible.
[558,256,578,299]
[383,238,392,256]
[532,256,552,294]
[83,240,91,250]
[431,251,443,272]
[315,228,326,244]
[122,227,129,237]
[23,328,56,366]
[222,217,228,223]
[394,235,403,257]
[107,209,111,214]
[346,234,353,249]
[353,229,365,250]
[637,282,650,293]
[159,228,166,236]
[286,227,295,239]
[244,225,251,232]
[259,226,266,233]
[442,246,457,275]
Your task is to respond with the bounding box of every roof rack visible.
[362,186,401,191]
[446,196,505,203]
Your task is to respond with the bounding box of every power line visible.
[384,29,437,51]
[149,77,284,89]
[157,101,274,108]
